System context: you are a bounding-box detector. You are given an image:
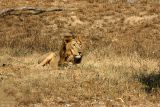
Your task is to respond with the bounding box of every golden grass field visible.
[0,0,160,107]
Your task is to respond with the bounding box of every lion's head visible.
[58,34,83,67]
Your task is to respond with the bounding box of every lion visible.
[38,34,83,68]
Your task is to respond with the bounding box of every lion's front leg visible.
[38,52,56,66]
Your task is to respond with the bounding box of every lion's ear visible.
[64,39,70,43]
[70,32,76,39]
[64,36,73,43]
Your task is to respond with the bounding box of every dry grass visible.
[0,0,160,107]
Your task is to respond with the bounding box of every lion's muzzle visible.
[74,52,82,64]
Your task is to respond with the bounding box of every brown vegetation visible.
[0,0,160,107]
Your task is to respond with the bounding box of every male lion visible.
[38,34,83,68]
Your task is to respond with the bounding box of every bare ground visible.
[0,0,160,107]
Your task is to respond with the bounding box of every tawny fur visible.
[38,52,56,66]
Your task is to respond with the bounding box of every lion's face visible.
[66,37,83,64]
[58,35,83,66]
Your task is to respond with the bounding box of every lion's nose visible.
[78,52,82,55]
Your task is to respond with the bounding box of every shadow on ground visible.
[138,72,160,93]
